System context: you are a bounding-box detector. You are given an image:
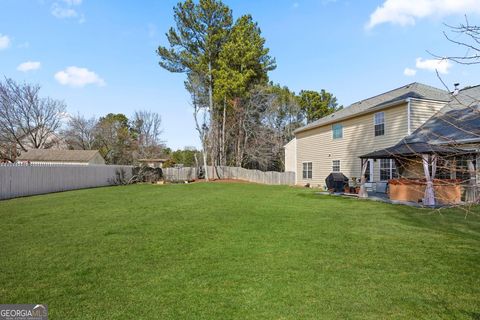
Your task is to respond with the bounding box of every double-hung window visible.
[303,162,312,179]
[332,160,340,172]
[374,112,385,136]
[332,123,343,139]
[380,159,398,181]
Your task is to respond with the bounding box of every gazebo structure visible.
[358,85,480,206]
[359,141,476,206]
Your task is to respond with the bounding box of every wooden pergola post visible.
[465,158,477,203]
[422,154,436,206]
[358,158,369,198]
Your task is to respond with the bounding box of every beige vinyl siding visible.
[409,99,447,133]
[296,103,409,187]
[284,138,296,174]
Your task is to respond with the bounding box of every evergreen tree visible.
[297,89,342,123]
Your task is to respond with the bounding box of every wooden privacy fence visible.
[164,165,295,185]
[0,163,133,200]
[0,164,295,200]
[212,166,295,185]
[162,167,197,182]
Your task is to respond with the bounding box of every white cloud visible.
[51,3,78,18]
[366,0,480,29]
[17,61,41,72]
[51,0,83,21]
[0,34,11,50]
[63,0,82,5]
[54,66,106,87]
[403,67,417,76]
[415,57,452,74]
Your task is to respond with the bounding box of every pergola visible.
[358,141,476,206]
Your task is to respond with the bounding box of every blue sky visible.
[1,0,480,149]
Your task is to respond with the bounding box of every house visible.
[137,158,169,168]
[284,138,296,172]
[0,128,66,162]
[359,85,480,205]
[286,82,451,188]
[16,149,106,165]
[18,128,66,151]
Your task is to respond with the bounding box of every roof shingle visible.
[17,149,102,162]
[295,82,450,134]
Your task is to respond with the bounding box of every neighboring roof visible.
[17,149,103,162]
[404,85,480,145]
[295,82,450,134]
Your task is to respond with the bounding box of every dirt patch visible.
[193,178,251,184]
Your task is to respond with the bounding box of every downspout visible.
[406,98,412,135]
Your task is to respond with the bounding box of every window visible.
[374,112,385,136]
[332,123,343,139]
[380,159,398,181]
[435,158,451,179]
[332,160,340,172]
[302,162,312,179]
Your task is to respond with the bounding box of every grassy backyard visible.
[0,182,479,319]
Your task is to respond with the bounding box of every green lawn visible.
[0,183,479,319]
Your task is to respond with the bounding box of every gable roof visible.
[295,82,450,134]
[404,85,480,145]
[17,149,103,162]
[359,85,480,159]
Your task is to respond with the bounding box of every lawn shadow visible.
[300,191,480,241]
[383,203,480,242]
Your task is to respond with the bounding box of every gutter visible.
[406,98,411,135]
[432,138,480,145]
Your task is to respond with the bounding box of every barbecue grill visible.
[325,172,349,193]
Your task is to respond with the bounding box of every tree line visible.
[1,0,341,169]
[0,78,164,164]
[157,0,341,175]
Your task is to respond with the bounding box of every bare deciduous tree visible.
[186,72,211,180]
[63,113,97,150]
[0,78,66,161]
[132,110,164,158]
[442,16,480,65]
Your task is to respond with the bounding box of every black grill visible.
[325,172,349,192]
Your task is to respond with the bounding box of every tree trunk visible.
[221,96,226,166]
[202,147,209,181]
[208,61,217,179]
[235,118,243,167]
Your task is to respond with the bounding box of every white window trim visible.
[363,159,374,182]
[332,160,341,172]
[379,159,396,181]
[332,123,343,139]
[302,161,313,180]
[374,112,385,137]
